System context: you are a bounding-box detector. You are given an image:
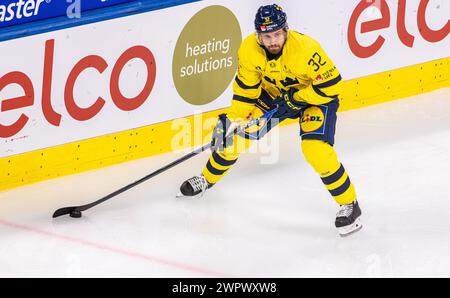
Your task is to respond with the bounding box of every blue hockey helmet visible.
[254,4,288,33]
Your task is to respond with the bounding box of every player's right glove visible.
[211,114,239,152]
[273,89,307,119]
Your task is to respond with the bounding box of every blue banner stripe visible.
[0,0,201,42]
[0,0,136,29]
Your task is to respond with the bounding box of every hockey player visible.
[179,4,362,237]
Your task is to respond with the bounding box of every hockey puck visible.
[70,210,82,218]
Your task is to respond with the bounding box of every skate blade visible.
[175,192,204,199]
[176,192,186,199]
[338,217,363,237]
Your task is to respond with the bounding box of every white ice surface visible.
[1,88,449,277]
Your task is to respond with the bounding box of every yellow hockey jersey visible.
[229,30,343,120]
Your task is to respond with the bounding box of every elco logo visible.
[0,0,46,23]
[348,0,450,58]
[0,39,156,138]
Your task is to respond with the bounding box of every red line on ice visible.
[0,218,232,277]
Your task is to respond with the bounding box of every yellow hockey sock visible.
[301,139,356,205]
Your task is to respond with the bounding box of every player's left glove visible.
[273,89,307,119]
[211,114,239,152]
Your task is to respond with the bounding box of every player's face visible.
[258,28,287,55]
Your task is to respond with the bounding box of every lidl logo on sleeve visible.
[172,5,242,105]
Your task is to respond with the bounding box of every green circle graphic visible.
[173,5,242,105]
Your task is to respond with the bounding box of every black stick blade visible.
[53,206,77,218]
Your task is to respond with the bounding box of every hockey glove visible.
[273,89,308,119]
[211,114,238,152]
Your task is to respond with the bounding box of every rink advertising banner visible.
[282,0,449,78]
[0,0,136,28]
[172,5,242,105]
[0,0,449,159]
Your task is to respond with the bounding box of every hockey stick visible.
[52,108,278,218]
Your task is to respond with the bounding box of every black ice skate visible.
[335,200,362,237]
[177,175,212,198]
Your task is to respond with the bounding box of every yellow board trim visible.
[1,57,449,191]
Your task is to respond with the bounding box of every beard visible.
[267,45,282,54]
